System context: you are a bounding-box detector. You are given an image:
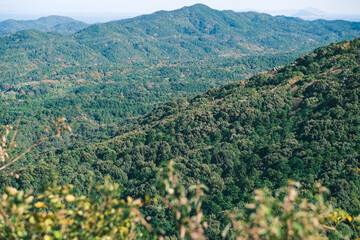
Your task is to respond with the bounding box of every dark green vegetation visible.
[1,4,360,152]
[0,16,89,35]
[0,54,296,149]
[2,36,360,238]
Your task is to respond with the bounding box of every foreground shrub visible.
[223,182,360,240]
[0,180,151,239]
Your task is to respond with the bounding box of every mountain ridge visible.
[0,15,89,35]
[74,4,360,62]
[0,4,359,68]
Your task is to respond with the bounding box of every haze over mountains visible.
[267,7,360,22]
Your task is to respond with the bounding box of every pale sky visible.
[1,0,360,14]
[0,0,360,22]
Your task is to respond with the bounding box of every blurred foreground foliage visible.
[0,180,151,240]
[1,162,360,239]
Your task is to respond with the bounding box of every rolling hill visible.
[0,15,89,35]
[75,4,360,61]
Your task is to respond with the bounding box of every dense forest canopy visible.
[1,37,360,238]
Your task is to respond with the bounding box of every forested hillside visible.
[1,4,360,154]
[76,4,360,61]
[2,37,359,238]
[0,16,89,35]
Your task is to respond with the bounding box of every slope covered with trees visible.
[76,4,360,61]
[0,16,89,35]
[2,37,360,238]
[1,4,360,153]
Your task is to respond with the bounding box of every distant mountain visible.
[290,7,326,17]
[0,4,359,67]
[268,7,360,22]
[0,15,89,35]
[292,9,323,18]
[75,4,360,61]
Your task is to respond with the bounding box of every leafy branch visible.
[0,117,71,172]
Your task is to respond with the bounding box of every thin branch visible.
[9,118,21,148]
[0,136,50,172]
[9,129,18,148]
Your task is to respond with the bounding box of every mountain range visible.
[1,4,360,66]
[0,4,360,85]
[74,4,360,61]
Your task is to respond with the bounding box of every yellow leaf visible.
[29,216,36,224]
[347,215,353,222]
[6,186,17,196]
[25,196,34,204]
[44,235,52,240]
[65,195,76,203]
[35,202,46,208]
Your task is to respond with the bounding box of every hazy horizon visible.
[1,1,360,23]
